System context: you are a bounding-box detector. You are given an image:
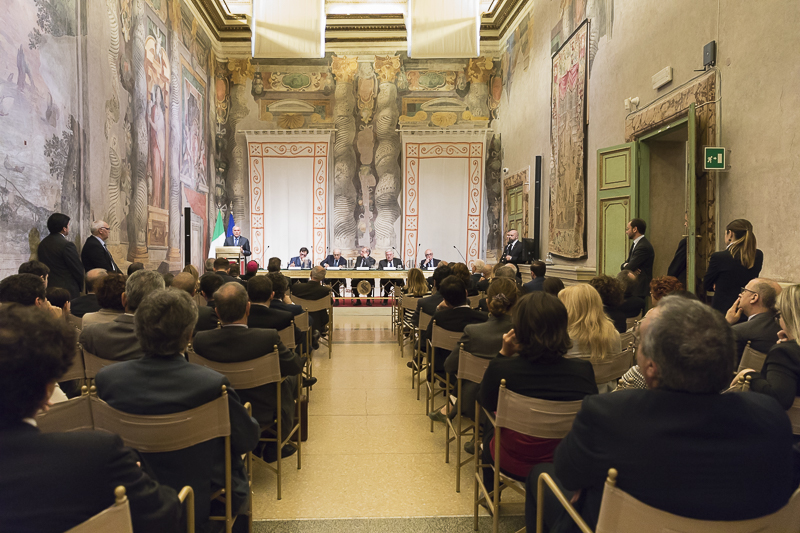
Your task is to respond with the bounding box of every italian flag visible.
[208,210,225,258]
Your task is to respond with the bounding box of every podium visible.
[215,246,244,274]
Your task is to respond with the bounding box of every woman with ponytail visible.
[704,219,763,314]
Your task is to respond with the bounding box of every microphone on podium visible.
[453,245,467,263]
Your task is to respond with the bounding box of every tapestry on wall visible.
[549,20,588,259]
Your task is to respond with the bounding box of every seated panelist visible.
[288,247,312,269]
[352,247,376,306]
[320,248,347,301]
[420,249,440,269]
[223,226,251,257]
[378,249,404,302]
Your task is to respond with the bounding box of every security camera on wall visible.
[502,167,509,174]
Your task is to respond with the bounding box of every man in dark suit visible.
[194,272,223,335]
[0,304,181,533]
[377,248,404,304]
[95,288,260,529]
[288,247,312,269]
[725,278,782,363]
[69,268,107,318]
[266,271,318,351]
[81,220,121,273]
[193,282,307,462]
[352,246,376,306]
[80,270,165,361]
[667,236,687,286]
[320,248,347,303]
[620,218,655,299]
[470,260,485,288]
[526,296,794,532]
[37,212,84,298]
[213,257,245,286]
[247,275,306,353]
[291,266,332,334]
[501,229,523,273]
[223,226,251,257]
[420,249,441,269]
[522,260,546,294]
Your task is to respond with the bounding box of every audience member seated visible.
[542,276,565,296]
[590,274,634,333]
[267,257,282,273]
[247,276,306,353]
[127,262,144,276]
[82,273,126,327]
[181,265,204,306]
[411,263,453,329]
[171,272,198,297]
[95,288,259,529]
[18,259,50,287]
[522,261,546,294]
[80,270,164,361]
[0,304,181,533]
[0,273,47,308]
[195,272,223,334]
[70,268,107,318]
[403,268,430,298]
[616,269,646,316]
[161,272,174,287]
[439,278,518,425]
[735,284,800,411]
[470,260,485,289]
[479,292,597,491]
[725,278,782,364]
[46,286,71,319]
[477,265,519,312]
[241,260,259,281]
[193,282,307,463]
[648,276,684,313]
[204,258,215,273]
[290,266,332,336]
[268,271,320,350]
[476,264,493,293]
[213,257,243,286]
[451,262,479,296]
[422,275,487,390]
[528,296,794,532]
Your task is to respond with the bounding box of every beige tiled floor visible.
[251,307,523,520]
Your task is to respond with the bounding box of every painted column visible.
[226,59,253,234]
[331,56,358,251]
[165,0,182,268]
[127,0,149,262]
[465,57,493,119]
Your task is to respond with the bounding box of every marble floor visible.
[250,307,524,530]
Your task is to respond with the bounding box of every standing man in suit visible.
[223,226,251,257]
[37,213,84,298]
[420,249,441,269]
[725,278,782,363]
[69,268,107,318]
[522,260,546,294]
[526,296,794,531]
[501,229,523,279]
[621,218,655,299]
[377,249,404,305]
[81,220,121,273]
[291,266,333,335]
[288,247,312,269]
[0,304,181,533]
[352,246,376,306]
[320,248,347,304]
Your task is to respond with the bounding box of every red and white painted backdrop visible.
[402,140,484,267]
[247,135,329,266]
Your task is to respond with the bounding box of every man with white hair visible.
[223,226,251,257]
[320,248,347,304]
[81,220,120,273]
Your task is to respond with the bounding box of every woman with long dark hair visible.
[704,219,763,314]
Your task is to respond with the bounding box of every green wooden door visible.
[597,143,639,276]
[686,103,697,292]
[508,184,524,235]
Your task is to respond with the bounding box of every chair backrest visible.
[81,345,121,379]
[595,468,800,533]
[738,341,768,373]
[65,486,133,533]
[61,344,86,382]
[786,397,800,436]
[278,323,295,350]
[468,295,482,309]
[419,310,433,331]
[592,347,635,384]
[37,388,94,433]
[495,383,582,439]
[401,295,420,311]
[625,313,642,331]
[90,388,231,453]
[187,349,281,390]
[619,331,635,350]
[290,295,331,313]
[457,348,491,384]
[294,311,310,332]
[67,313,83,332]
[430,321,463,352]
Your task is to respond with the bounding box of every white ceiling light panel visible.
[407,0,480,59]
[251,0,326,58]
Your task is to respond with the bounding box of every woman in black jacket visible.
[703,219,763,314]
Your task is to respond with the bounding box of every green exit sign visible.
[704,147,727,170]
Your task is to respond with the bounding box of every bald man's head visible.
[171,272,197,296]
[85,268,108,293]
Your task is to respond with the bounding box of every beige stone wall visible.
[497,0,800,282]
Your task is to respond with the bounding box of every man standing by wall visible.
[81,220,120,273]
[621,218,654,299]
[37,213,84,299]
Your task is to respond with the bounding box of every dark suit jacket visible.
[378,258,403,269]
[605,296,645,333]
[621,236,654,299]
[354,256,376,269]
[81,235,120,273]
[502,240,523,266]
[320,255,347,267]
[732,311,781,364]
[193,326,304,430]
[95,355,259,527]
[420,258,441,269]
[703,248,764,313]
[748,340,800,410]
[0,422,180,533]
[290,281,332,331]
[195,301,219,335]
[223,235,250,256]
[413,292,444,327]
[666,237,687,286]
[37,233,84,298]
[522,277,545,294]
[288,256,312,268]
[476,277,490,293]
[214,270,246,287]
[424,306,488,374]
[248,303,304,351]
[80,314,143,361]
[70,293,101,318]
[553,389,794,530]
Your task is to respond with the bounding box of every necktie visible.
[104,245,118,272]
[629,242,635,260]
[235,237,239,246]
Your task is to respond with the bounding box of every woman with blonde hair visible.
[558,284,621,363]
[403,268,429,297]
[704,219,763,314]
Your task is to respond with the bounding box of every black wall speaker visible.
[532,155,542,260]
[183,207,191,267]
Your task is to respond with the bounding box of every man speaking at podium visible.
[224,226,251,257]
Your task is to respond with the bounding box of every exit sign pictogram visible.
[704,147,727,170]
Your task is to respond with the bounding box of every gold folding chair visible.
[625,312,642,332]
[475,379,582,533]
[723,374,752,394]
[37,385,93,433]
[291,295,334,358]
[65,486,133,533]
[426,321,463,430]
[278,323,296,352]
[293,311,314,399]
[187,350,301,500]
[591,346,635,386]
[67,312,83,332]
[738,341,768,373]
[90,386,231,532]
[398,295,421,354]
[618,331,635,351]
[468,295,482,309]
[787,397,800,436]
[411,310,433,399]
[445,346,491,492]
[537,468,800,533]
[62,343,87,383]
[81,345,122,381]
